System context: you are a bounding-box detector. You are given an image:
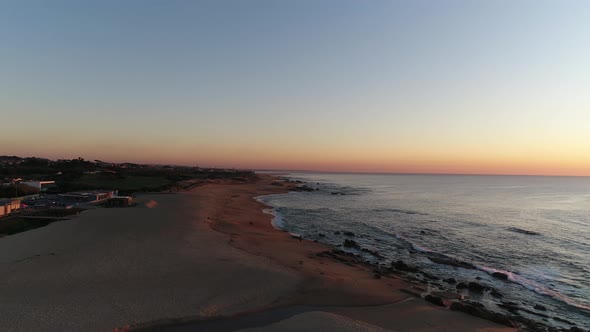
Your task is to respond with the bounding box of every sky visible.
[1,0,589,176]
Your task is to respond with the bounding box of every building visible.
[20,180,56,192]
[58,190,117,205]
[0,200,21,218]
[107,196,134,207]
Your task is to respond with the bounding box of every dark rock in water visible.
[508,227,541,236]
[519,307,549,319]
[492,272,509,280]
[475,276,482,280]
[497,302,520,314]
[450,302,516,327]
[533,304,546,311]
[421,272,439,280]
[569,327,584,332]
[391,260,419,273]
[443,278,457,284]
[464,300,485,308]
[426,255,476,270]
[293,185,315,192]
[468,282,486,293]
[343,231,355,237]
[431,290,461,301]
[424,294,444,306]
[343,239,360,249]
[318,233,326,237]
[360,248,385,259]
[334,231,341,235]
[420,230,426,234]
[456,282,468,289]
[490,289,503,298]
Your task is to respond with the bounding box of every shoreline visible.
[248,175,589,332]
[135,174,518,331]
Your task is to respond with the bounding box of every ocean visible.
[257,172,590,330]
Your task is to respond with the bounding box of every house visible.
[0,200,21,218]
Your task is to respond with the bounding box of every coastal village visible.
[0,180,133,216]
[0,158,135,234]
[0,155,252,235]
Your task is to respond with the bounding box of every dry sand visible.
[0,175,516,331]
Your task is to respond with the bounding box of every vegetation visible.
[0,183,40,198]
[0,155,256,195]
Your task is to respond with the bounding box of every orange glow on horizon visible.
[2,129,589,177]
[3,144,588,177]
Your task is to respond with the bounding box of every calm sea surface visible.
[258,173,590,330]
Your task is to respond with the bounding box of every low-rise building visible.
[107,196,134,207]
[0,200,21,218]
[58,190,117,205]
[20,180,56,192]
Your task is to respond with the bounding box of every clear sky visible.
[1,0,589,176]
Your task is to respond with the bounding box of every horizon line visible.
[253,169,590,178]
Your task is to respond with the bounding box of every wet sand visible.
[0,175,516,331]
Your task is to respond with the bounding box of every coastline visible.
[138,174,517,331]
[0,174,516,331]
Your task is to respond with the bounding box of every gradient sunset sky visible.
[1,0,589,176]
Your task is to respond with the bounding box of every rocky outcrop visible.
[391,260,419,273]
[424,294,444,306]
[456,282,468,289]
[360,247,384,259]
[343,239,360,249]
[490,289,503,298]
[533,304,546,311]
[450,302,516,327]
[292,185,315,192]
[467,281,486,293]
[492,272,509,280]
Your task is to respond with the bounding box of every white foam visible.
[255,195,286,230]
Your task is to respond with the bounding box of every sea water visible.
[257,172,590,330]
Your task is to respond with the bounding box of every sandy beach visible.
[0,175,516,331]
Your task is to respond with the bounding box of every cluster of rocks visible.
[353,253,586,332]
[340,238,385,259]
[291,212,585,331]
[291,185,316,192]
